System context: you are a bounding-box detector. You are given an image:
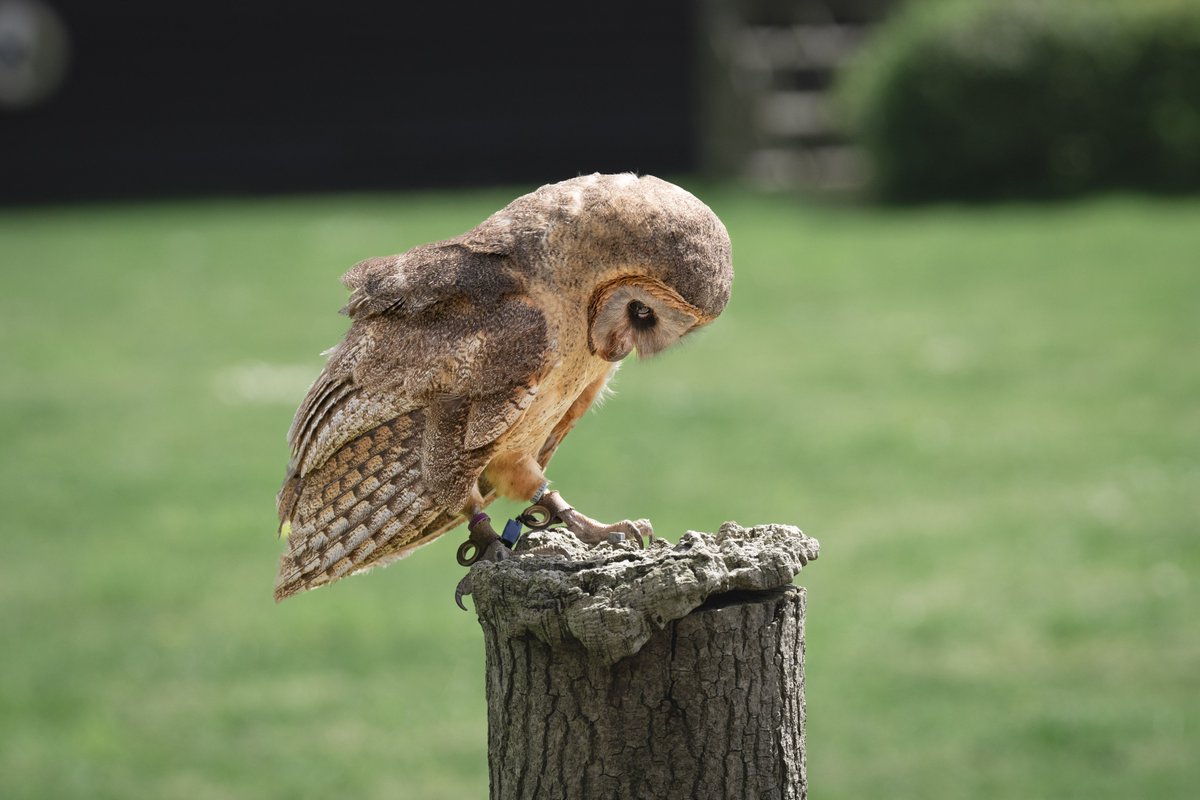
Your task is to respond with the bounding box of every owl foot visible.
[456,513,515,567]
[453,498,653,610]
[454,513,518,610]
[531,490,654,548]
[453,540,513,610]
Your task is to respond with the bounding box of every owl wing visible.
[274,242,549,601]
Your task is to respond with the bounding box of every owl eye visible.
[627,299,657,330]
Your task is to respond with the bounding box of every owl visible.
[274,173,733,602]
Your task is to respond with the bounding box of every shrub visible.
[838,0,1200,201]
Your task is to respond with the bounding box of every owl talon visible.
[536,490,653,548]
[454,538,513,610]
[593,518,653,548]
[565,515,652,548]
[454,574,473,611]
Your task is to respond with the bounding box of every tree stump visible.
[466,522,820,800]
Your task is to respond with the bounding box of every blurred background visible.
[2,0,1196,797]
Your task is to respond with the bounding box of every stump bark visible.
[466,522,820,800]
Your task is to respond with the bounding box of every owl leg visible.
[455,485,510,567]
[534,490,654,548]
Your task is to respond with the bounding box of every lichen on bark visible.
[468,522,819,665]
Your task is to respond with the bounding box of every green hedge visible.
[838,0,1200,201]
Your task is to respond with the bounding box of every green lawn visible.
[1,186,1196,799]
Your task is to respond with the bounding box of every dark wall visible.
[0,1,697,203]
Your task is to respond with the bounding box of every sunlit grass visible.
[1,187,1196,799]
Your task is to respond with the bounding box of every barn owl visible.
[274,173,733,602]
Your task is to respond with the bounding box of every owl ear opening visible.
[590,326,634,362]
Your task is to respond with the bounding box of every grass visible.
[1,185,1196,799]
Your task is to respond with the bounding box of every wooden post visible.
[466,523,820,800]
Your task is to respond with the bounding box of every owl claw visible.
[535,491,654,548]
[453,538,512,610]
[564,515,654,548]
[454,576,472,611]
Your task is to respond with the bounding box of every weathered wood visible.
[467,522,819,800]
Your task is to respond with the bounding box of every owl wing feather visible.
[274,241,550,601]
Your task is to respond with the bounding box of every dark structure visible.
[699,0,896,190]
[0,1,697,203]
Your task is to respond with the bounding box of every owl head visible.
[471,173,733,362]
